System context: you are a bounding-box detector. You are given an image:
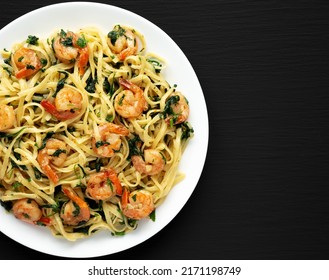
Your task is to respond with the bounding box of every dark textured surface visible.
[0,0,329,260]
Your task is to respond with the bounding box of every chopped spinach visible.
[161,95,180,119]
[127,135,143,159]
[107,25,126,45]
[26,35,39,45]
[38,132,55,150]
[85,74,97,93]
[179,122,194,140]
[52,149,66,157]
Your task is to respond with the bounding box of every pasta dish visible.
[0,25,193,241]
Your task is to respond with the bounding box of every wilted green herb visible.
[52,149,66,157]
[0,200,12,211]
[12,182,22,190]
[179,122,194,140]
[149,209,156,222]
[53,72,69,97]
[34,167,42,179]
[72,201,80,217]
[107,25,126,45]
[38,132,55,150]
[76,35,87,48]
[127,135,143,159]
[95,140,109,148]
[26,35,39,45]
[85,74,97,93]
[0,127,25,140]
[105,114,114,122]
[41,203,60,214]
[161,95,180,119]
[146,58,162,73]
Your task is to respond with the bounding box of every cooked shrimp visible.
[107,25,137,60]
[60,185,90,226]
[37,138,68,184]
[53,30,89,75]
[92,122,129,157]
[40,87,83,121]
[114,78,147,119]
[121,188,154,220]
[0,104,15,131]
[131,149,165,176]
[12,198,42,225]
[164,92,190,125]
[87,168,123,201]
[13,47,42,79]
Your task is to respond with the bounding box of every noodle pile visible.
[0,25,193,240]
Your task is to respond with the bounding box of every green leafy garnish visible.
[147,58,162,73]
[161,95,180,119]
[53,72,69,97]
[149,209,156,222]
[127,135,143,159]
[95,140,109,148]
[52,149,66,157]
[38,132,54,150]
[41,203,60,214]
[85,74,97,93]
[107,25,126,45]
[76,35,87,48]
[179,122,194,140]
[26,35,39,45]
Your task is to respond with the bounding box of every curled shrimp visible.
[114,78,147,119]
[60,185,90,226]
[37,138,68,184]
[13,47,42,79]
[121,188,154,220]
[164,92,190,125]
[12,198,42,225]
[92,122,129,157]
[131,149,165,176]
[87,168,123,201]
[40,87,83,121]
[53,30,89,75]
[107,25,138,60]
[0,104,15,131]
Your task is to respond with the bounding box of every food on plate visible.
[0,25,193,241]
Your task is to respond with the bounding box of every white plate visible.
[0,2,208,258]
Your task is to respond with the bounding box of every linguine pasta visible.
[0,25,193,241]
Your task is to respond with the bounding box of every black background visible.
[1,0,329,260]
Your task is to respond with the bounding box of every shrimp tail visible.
[77,47,89,75]
[43,164,59,184]
[119,47,136,61]
[41,100,77,121]
[15,68,37,79]
[62,186,90,217]
[105,168,123,195]
[119,78,138,92]
[121,188,129,208]
[37,150,59,184]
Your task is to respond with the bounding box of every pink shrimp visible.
[40,87,83,121]
[53,30,89,75]
[107,25,138,60]
[37,138,68,184]
[121,188,154,220]
[92,123,129,157]
[114,78,148,119]
[87,168,123,201]
[13,47,42,79]
[60,185,90,226]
